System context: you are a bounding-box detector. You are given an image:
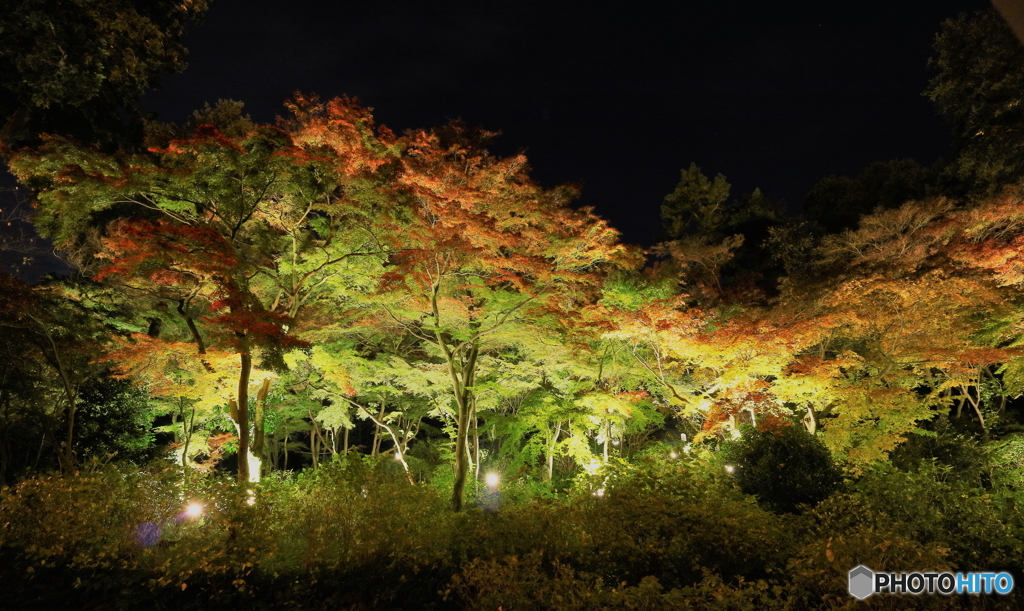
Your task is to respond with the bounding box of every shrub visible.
[720,424,843,513]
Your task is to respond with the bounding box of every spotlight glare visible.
[724,464,735,474]
[184,502,204,518]
[485,472,500,488]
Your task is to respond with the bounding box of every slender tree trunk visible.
[311,425,319,469]
[44,328,78,472]
[236,339,252,484]
[355,399,416,484]
[342,427,349,454]
[181,401,197,468]
[177,298,207,353]
[804,404,817,435]
[603,417,610,462]
[546,421,561,482]
[449,342,479,512]
[309,406,333,469]
[473,399,480,479]
[452,397,472,510]
[371,400,386,456]
[248,377,270,482]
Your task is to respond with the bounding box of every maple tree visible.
[8,99,396,482]
[361,122,633,510]
[764,195,1023,467]
[7,85,1024,521]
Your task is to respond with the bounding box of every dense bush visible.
[719,424,843,513]
[1,455,1021,610]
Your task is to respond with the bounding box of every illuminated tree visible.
[769,196,1021,467]
[8,99,392,482]
[367,123,632,509]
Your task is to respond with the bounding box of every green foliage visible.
[802,159,931,233]
[600,271,678,311]
[661,163,732,239]
[448,556,788,611]
[805,463,1023,572]
[926,9,1024,195]
[890,416,991,488]
[2,456,1022,609]
[7,17,1024,606]
[989,433,1024,499]
[72,374,161,464]
[720,424,843,514]
[0,0,208,151]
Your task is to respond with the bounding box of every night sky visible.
[1,0,997,279]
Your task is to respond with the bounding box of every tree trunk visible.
[248,377,270,482]
[803,404,817,435]
[603,417,610,462]
[546,421,561,482]
[310,424,319,469]
[236,340,252,484]
[449,342,479,512]
[40,323,79,472]
[452,397,472,510]
[181,401,197,468]
[371,399,387,456]
[473,399,480,479]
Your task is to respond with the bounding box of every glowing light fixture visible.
[724,464,735,474]
[184,502,204,518]
[485,472,500,488]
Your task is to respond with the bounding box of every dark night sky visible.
[1,0,997,280]
[138,0,995,246]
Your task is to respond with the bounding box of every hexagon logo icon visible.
[848,565,874,600]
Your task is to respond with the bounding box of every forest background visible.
[1,2,1023,609]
